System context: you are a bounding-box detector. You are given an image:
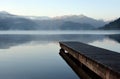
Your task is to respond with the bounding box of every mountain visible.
[34,15,106,30]
[53,15,107,28]
[0,11,39,30]
[0,11,107,30]
[0,11,14,17]
[100,18,120,30]
[60,21,94,30]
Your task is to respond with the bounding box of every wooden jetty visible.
[59,42,120,79]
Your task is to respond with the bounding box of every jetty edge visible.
[59,42,120,79]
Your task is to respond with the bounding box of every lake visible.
[0,30,120,79]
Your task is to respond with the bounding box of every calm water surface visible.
[0,31,120,79]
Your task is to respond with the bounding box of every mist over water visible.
[0,30,120,35]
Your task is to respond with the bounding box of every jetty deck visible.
[59,42,120,79]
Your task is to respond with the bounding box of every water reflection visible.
[0,34,120,51]
[0,43,79,79]
[0,34,108,49]
[89,38,120,53]
[108,34,120,43]
[0,34,120,79]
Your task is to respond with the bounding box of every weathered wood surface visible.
[59,42,120,79]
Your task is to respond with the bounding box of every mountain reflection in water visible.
[0,34,120,52]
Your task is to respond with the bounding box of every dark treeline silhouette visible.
[100,18,120,30]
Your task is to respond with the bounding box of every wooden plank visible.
[59,42,120,79]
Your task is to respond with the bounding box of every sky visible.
[0,0,120,20]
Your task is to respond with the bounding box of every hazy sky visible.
[0,0,120,20]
